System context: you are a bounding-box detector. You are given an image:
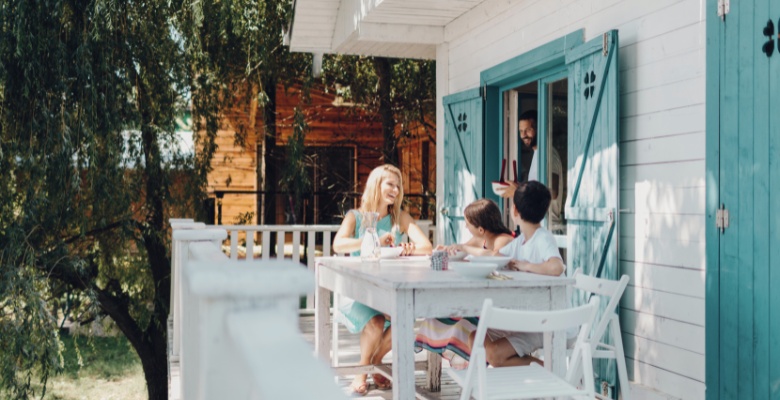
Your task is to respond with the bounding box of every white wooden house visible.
[288,0,780,399]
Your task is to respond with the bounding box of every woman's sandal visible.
[372,373,392,390]
[350,378,369,396]
[442,350,470,370]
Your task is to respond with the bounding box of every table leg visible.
[391,290,415,400]
[426,352,442,392]
[315,267,332,365]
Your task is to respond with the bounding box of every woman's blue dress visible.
[335,210,403,333]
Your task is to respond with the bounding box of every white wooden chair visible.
[571,268,631,400]
[448,297,600,400]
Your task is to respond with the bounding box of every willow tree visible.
[193,0,313,225]
[321,55,436,165]
[0,0,216,399]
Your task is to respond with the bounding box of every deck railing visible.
[169,220,345,400]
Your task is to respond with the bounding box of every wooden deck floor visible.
[298,313,463,399]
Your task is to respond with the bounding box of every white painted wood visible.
[230,230,238,261]
[620,104,705,142]
[225,309,345,400]
[168,221,206,361]
[245,230,254,260]
[621,185,705,215]
[627,349,705,400]
[306,230,317,309]
[621,308,705,355]
[620,236,705,270]
[620,214,705,244]
[180,245,314,400]
[315,256,574,398]
[620,132,705,166]
[621,160,705,188]
[623,332,705,381]
[357,23,443,44]
[262,229,271,260]
[449,298,599,400]
[292,230,301,264]
[435,42,448,248]
[621,285,704,326]
[622,262,704,298]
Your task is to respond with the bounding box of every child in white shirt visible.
[471,180,567,367]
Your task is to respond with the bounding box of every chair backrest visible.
[466,297,601,399]
[572,268,629,349]
[474,297,600,344]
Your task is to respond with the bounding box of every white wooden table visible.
[314,256,574,400]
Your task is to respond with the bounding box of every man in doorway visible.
[500,110,564,232]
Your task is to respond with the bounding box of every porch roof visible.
[288,0,485,59]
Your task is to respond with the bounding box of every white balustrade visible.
[175,228,344,400]
[218,224,341,309]
[167,218,436,399]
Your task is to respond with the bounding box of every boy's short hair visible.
[512,180,551,224]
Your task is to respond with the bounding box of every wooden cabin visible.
[287,1,778,399]
[206,83,435,226]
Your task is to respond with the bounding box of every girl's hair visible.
[464,198,513,236]
[359,164,404,227]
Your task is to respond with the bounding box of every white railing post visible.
[171,228,228,400]
[181,250,342,399]
[168,220,205,361]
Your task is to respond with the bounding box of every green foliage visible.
[321,55,436,145]
[0,0,218,398]
[280,107,311,223]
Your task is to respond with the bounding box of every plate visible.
[380,247,404,259]
[448,251,467,261]
[466,256,512,268]
[449,262,497,279]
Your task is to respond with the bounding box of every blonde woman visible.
[333,164,432,395]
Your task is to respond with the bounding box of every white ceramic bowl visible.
[467,256,512,268]
[449,262,497,279]
[380,247,404,259]
[448,251,467,261]
[491,181,511,196]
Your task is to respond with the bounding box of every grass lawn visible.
[36,333,147,400]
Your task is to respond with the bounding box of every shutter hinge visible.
[717,0,730,21]
[602,32,609,56]
[480,84,486,100]
[715,203,729,233]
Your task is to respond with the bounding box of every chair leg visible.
[610,315,630,400]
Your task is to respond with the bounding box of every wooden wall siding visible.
[398,122,436,217]
[275,84,384,193]
[208,97,262,225]
[206,83,435,224]
[442,0,706,398]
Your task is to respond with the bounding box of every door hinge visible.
[717,0,730,21]
[716,203,729,233]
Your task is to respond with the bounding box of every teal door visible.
[566,30,620,396]
[442,89,484,244]
[706,0,780,398]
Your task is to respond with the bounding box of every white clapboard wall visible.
[436,1,706,399]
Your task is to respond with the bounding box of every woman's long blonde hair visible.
[359,164,404,227]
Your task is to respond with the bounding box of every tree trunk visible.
[372,57,398,165]
[261,77,278,226]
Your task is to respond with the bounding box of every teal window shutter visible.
[442,88,484,245]
[566,30,620,396]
